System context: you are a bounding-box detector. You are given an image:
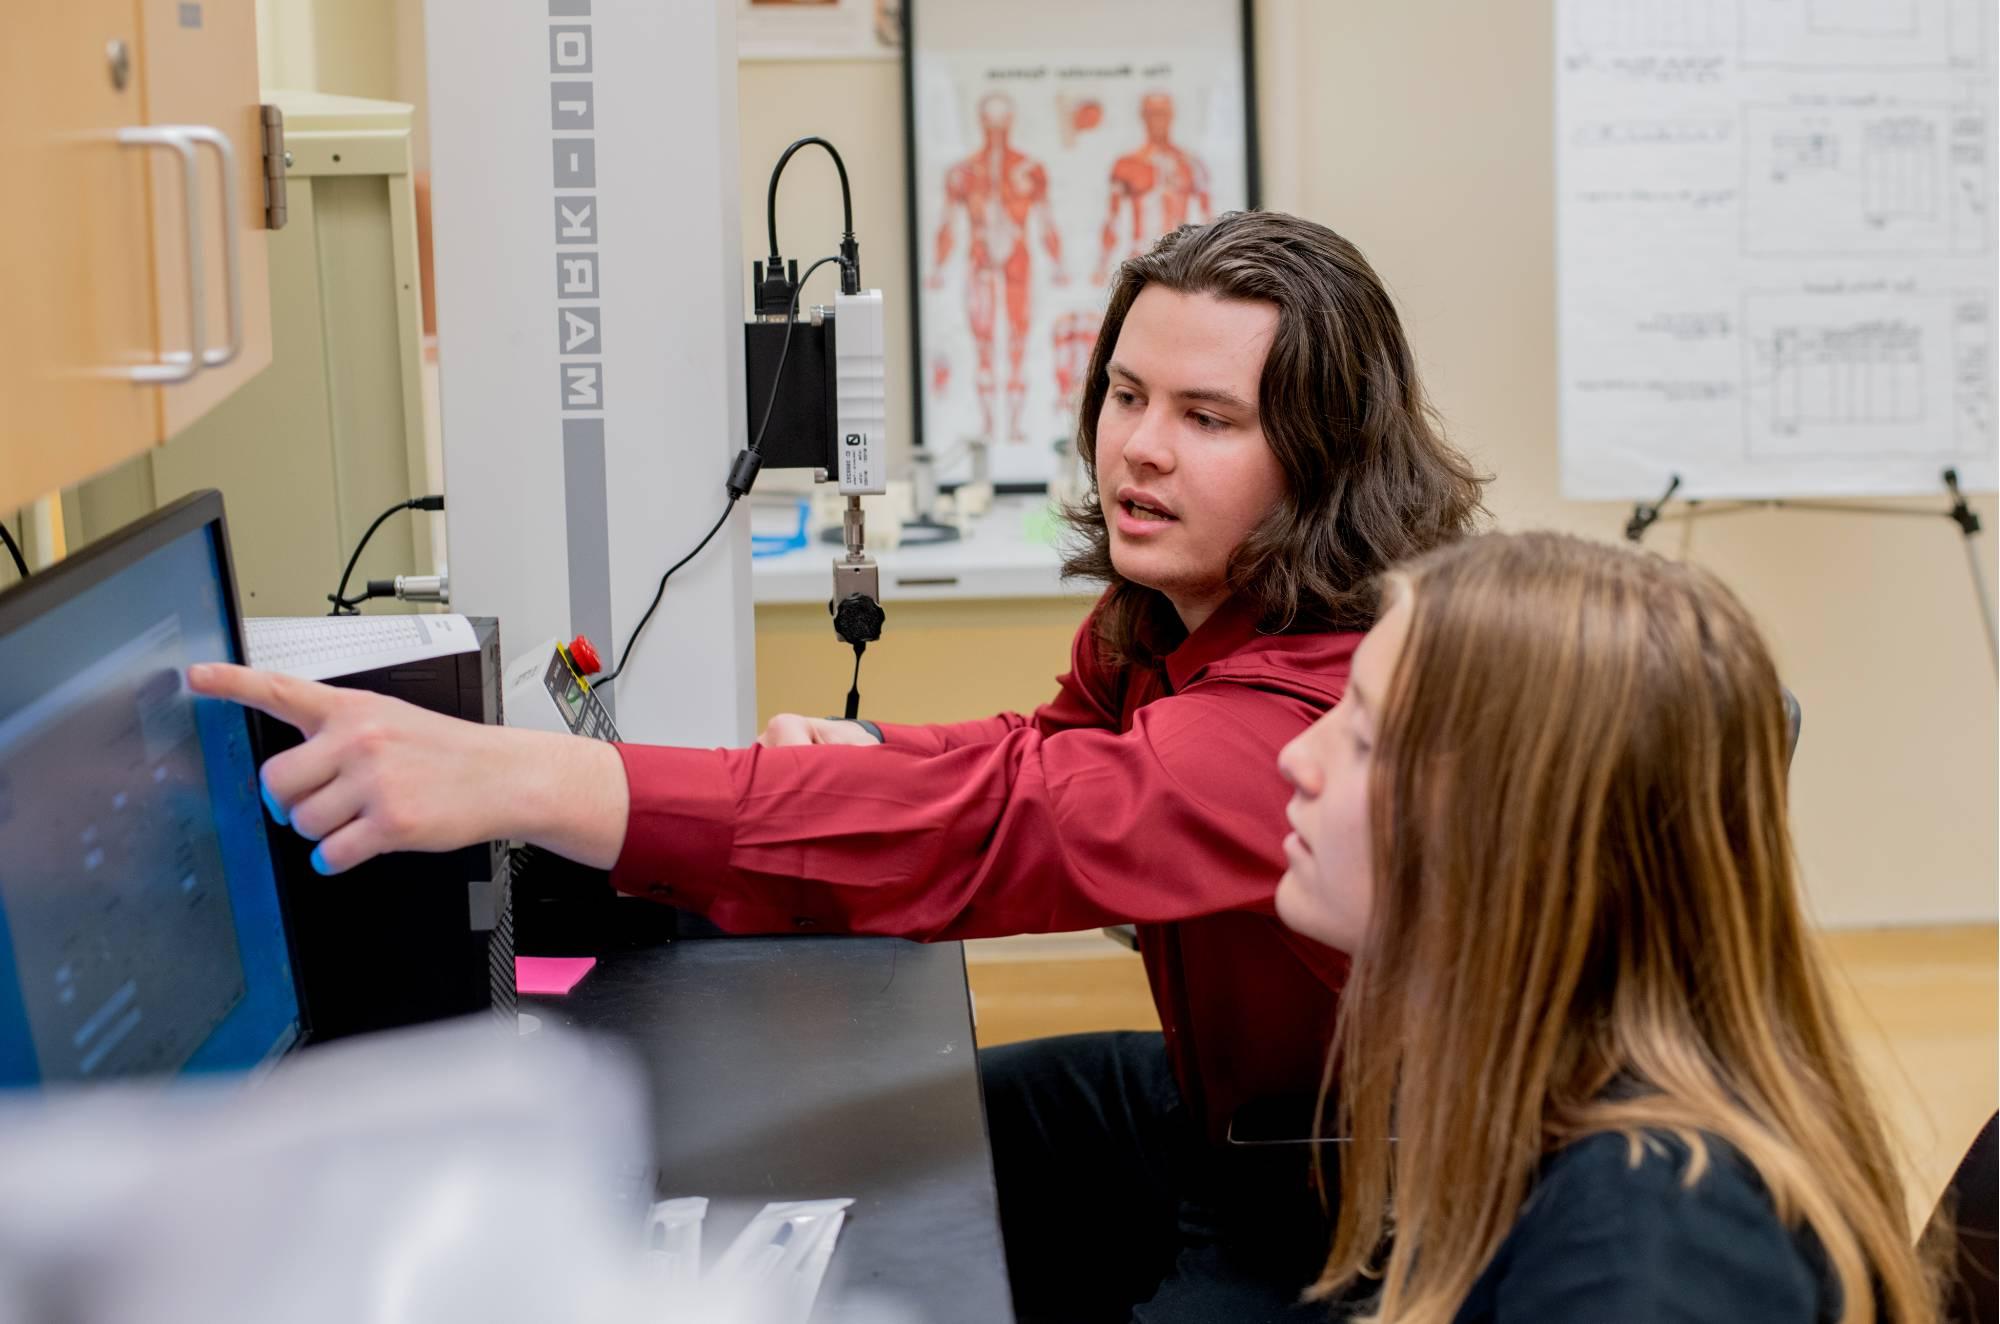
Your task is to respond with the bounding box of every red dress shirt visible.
[611,594,1358,1140]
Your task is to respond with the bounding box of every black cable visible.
[596,253,845,690]
[598,238,851,693]
[335,583,392,611]
[0,521,27,580]
[767,137,855,266]
[592,499,737,692]
[329,505,403,614]
[843,643,865,721]
[329,495,444,615]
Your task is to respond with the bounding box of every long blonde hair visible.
[1316,531,1936,1323]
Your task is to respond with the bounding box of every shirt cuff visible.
[608,743,737,905]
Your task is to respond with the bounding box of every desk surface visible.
[525,935,1013,1322]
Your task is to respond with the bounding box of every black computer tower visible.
[251,618,515,1042]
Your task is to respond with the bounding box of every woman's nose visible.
[1277,735,1305,789]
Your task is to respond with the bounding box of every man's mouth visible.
[1115,486,1180,522]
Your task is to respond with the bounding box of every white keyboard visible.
[245,614,479,682]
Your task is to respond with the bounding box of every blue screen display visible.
[0,523,299,1085]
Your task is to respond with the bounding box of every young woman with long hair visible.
[1276,531,1937,1322]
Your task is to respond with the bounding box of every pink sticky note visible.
[516,956,597,996]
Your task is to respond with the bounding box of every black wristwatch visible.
[827,717,884,743]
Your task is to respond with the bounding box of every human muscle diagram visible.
[915,51,1247,485]
[1556,0,1995,498]
[926,93,1070,447]
[1093,94,1213,283]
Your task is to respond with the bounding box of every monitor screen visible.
[0,500,301,1085]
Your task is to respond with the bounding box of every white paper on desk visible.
[1555,0,1997,500]
[706,1198,853,1324]
[244,613,479,681]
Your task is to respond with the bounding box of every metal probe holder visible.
[832,498,884,646]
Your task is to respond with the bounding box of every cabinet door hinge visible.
[260,104,288,230]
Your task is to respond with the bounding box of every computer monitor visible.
[0,492,302,1085]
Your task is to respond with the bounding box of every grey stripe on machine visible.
[562,418,615,719]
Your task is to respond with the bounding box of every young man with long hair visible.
[193,212,1486,1316]
[1275,532,1938,1322]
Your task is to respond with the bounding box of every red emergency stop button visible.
[568,635,603,676]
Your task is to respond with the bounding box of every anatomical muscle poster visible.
[911,49,1250,485]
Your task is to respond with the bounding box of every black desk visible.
[524,935,1013,1322]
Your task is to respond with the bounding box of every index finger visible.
[186,663,335,735]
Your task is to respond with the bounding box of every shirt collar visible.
[1163,595,1265,692]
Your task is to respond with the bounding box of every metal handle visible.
[115,127,204,384]
[178,125,243,369]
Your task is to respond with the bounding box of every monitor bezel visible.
[0,489,312,1065]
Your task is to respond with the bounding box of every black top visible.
[1454,1130,1834,1323]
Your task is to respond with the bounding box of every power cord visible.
[328,495,444,615]
[591,501,735,691]
[593,253,849,692]
[0,522,27,581]
[594,139,863,693]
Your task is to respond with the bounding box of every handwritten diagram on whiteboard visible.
[1557,0,1996,498]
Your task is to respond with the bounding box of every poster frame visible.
[740,0,902,62]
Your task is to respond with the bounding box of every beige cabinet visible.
[68,92,436,617]
[0,0,271,516]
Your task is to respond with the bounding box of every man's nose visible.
[1121,406,1177,473]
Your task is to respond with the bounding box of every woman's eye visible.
[1112,389,1140,408]
[1191,413,1224,431]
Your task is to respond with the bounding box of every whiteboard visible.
[1557,0,1997,499]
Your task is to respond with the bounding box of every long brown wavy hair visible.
[1315,531,1937,1322]
[1060,211,1486,667]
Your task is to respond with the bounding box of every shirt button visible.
[650,884,674,900]
[793,917,819,930]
